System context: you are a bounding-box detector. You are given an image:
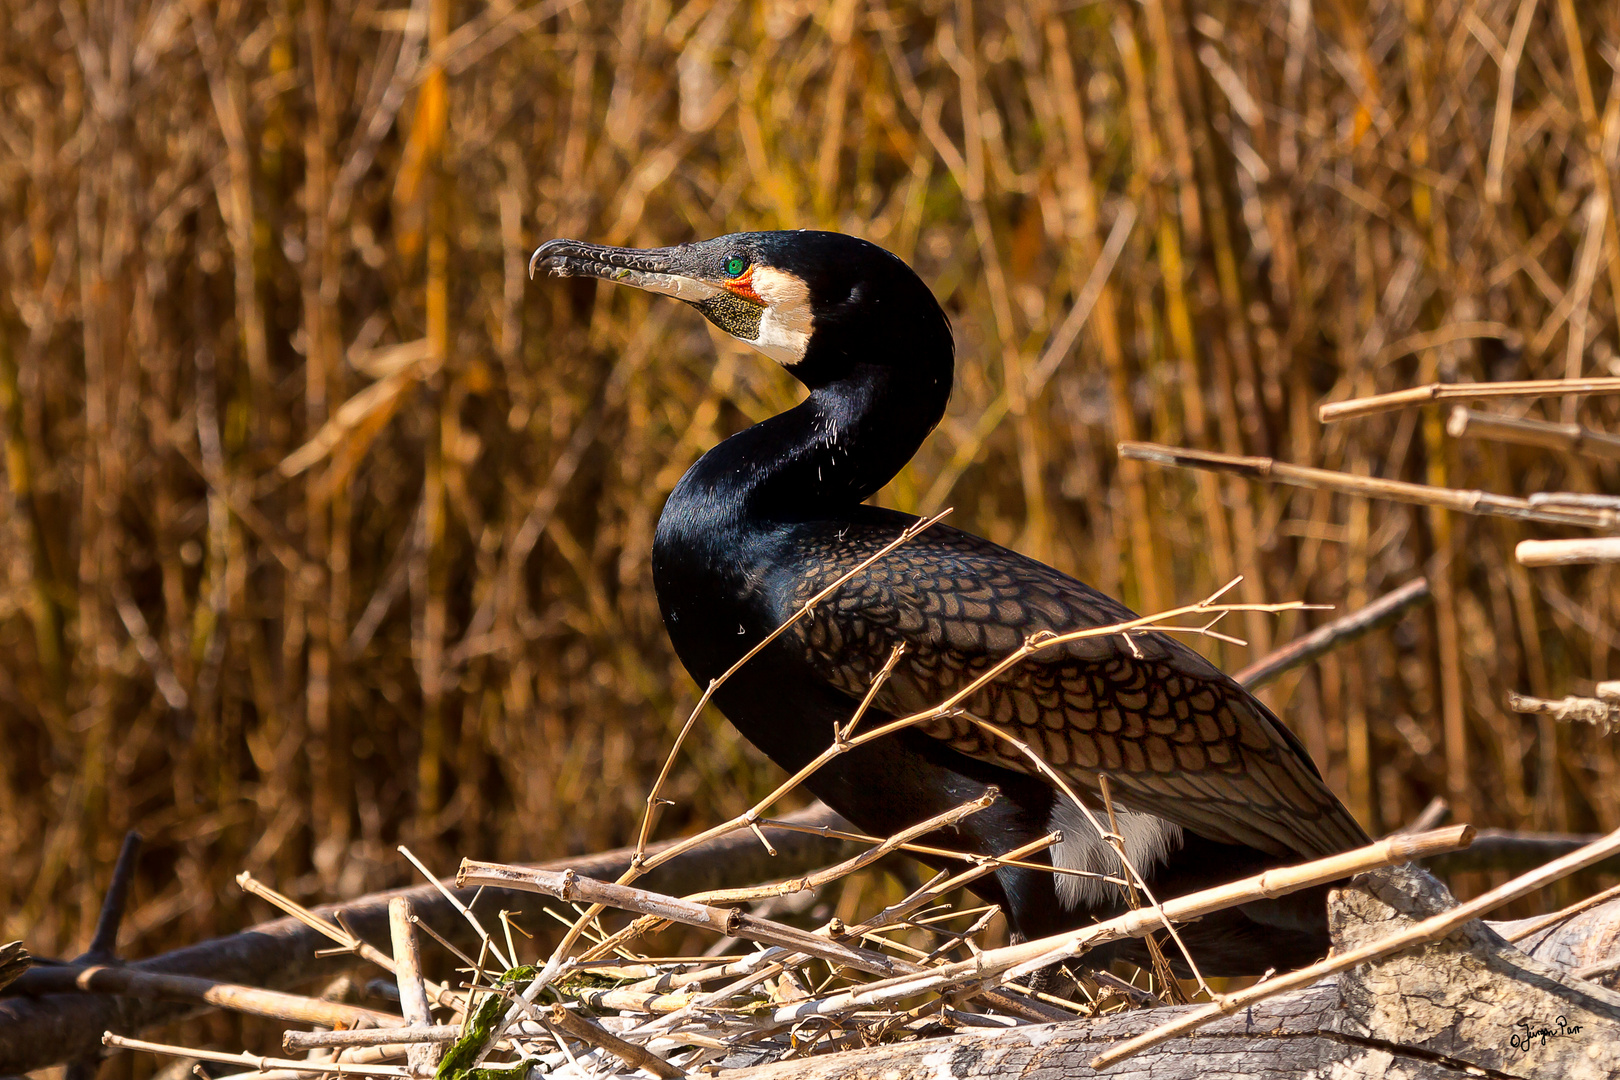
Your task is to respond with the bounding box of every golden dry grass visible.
[1,0,1617,998]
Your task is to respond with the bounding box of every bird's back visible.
[760,507,1369,862]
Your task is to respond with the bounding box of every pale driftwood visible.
[0,804,853,1074]
[719,880,1620,1080]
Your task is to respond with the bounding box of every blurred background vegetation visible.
[1,0,1617,1010]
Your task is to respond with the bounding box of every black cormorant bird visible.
[531,230,1369,976]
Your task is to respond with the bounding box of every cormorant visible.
[531,230,1369,976]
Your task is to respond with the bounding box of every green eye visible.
[725,256,747,277]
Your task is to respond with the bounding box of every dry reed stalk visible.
[1089,825,1620,1069]
[545,1003,684,1080]
[22,963,399,1029]
[1232,578,1432,689]
[575,793,1017,960]
[236,872,458,1010]
[388,897,439,1074]
[284,1028,461,1051]
[1120,441,1620,529]
[458,861,912,979]
[102,1033,410,1078]
[1504,880,1620,943]
[1448,406,1620,462]
[1319,378,1620,423]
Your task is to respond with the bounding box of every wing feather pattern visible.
[783,522,1369,859]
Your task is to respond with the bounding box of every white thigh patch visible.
[1047,800,1184,910]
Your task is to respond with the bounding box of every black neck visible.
[672,360,948,528]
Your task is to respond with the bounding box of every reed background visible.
[1,0,1617,1002]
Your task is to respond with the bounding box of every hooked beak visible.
[528,239,724,304]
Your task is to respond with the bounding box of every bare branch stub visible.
[82,832,143,964]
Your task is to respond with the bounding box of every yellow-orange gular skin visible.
[721,265,764,305]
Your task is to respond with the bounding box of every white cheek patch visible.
[744,266,814,366]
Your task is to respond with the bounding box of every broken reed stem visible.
[1119,442,1619,529]
[102,1033,410,1077]
[580,793,1006,960]
[458,861,908,979]
[1318,377,1620,423]
[1233,578,1431,689]
[1504,880,1620,944]
[284,1027,460,1051]
[1446,406,1620,463]
[84,831,142,960]
[236,872,458,1009]
[545,1004,684,1080]
[630,831,1069,1026]
[1508,689,1619,735]
[744,818,1080,883]
[26,963,398,1029]
[388,897,439,1074]
[1089,824,1620,1069]
[1515,538,1620,566]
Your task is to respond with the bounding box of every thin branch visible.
[237,872,457,1010]
[83,832,143,961]
[545,1004,684,1080]
[1233,578,1431,689]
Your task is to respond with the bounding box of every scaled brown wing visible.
[786,525,1369,860]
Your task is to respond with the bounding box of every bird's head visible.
[530,230,953,392]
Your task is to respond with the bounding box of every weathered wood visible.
[0,805,853,1074]
[720,876,1620,1080]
